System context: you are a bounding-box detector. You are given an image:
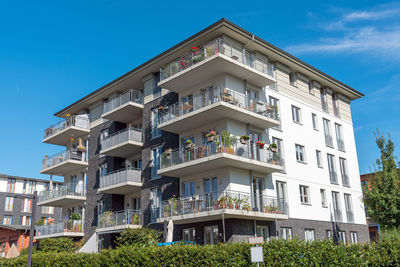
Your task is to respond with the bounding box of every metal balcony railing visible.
[325,134,334,147]
[101,127,142,150]
[346,211,354,223]
[329,171,338,184]
[160,38,275,81]
[97,209,141,228]
[159,190,287,218]
[99,167,142,188]
[103,89,143,114]
[36,219,83,237]
[42,149,87,170]
[334,209,343,222]
[337,139,345,151]
[44,115,89,139]
[38,183,85,203]
[159,85,279,124]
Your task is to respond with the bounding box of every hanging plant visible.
[256,141,266,149]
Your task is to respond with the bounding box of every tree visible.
[364,131,400,229]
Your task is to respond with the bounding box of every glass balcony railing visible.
[159,190,287,218]
[101,127,142,150]
[329,171,338,184]
[160,38,275,81]
[346,210,354,223]
[97,209,141,229]
[334,209,343,222]
[161,136,283,170]
[44,115,89,140]
[159,85,279,124]
[36,219,83,237]
[38,183,85,203]
[337,139,345,151]
[325,134,334,147]
[99,167,142,189]
[42,149,87,170]
[103,89,144,114]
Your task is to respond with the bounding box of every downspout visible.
[222,213,226,243]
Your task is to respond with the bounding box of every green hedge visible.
[2,238,400,266]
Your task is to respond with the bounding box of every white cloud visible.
[343,9,400,22]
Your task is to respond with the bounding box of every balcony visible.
[159,138,284,177]
[337,139,345,151]
[158,86,279,134]
[102,90,143,123]
[43,115,90,146]
[37,184,86,207]
[157,190,288,224]
[41,149,88,175]
[35,219,83,240]
[159,38,275,92]
[98,168,142,194]
[96,210,141,234]
[100,127,143,158]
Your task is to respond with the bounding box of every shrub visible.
[115,227,162,248]
[38,237,76,253]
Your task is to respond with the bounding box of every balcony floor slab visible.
[37,195,86,208]
[41,160,88,176]
[100,141,143,158]
[34,232,84,240]
[98,181,143,195]
[43,127,90,146]
[102,102,143,123]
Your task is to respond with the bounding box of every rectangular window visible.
[289,72,297,86]
[42,206,54,214]
[299,185,310,204]
[327,154,338,184]
[339,158,350,187]
[150,188,161,223]
[26,181,36,194]
[5,197,14,211]
[269,96,281,129]
[326,230,332,239]
[338,231,346,244]
[332,191,342,222]
[344,194,354,223]
[350,232,358,243]
[23,180,27,193]
[272,137,284,166]
[183,181,195,197]
[3,215,12,225]
[320,88,328,112]
[22,216,31,226]
[320,189,327,207]
[312,113,318,130]
[22,198,32,212]
[291,105,301,124]
[182,228,196,242]
[332,94,340,117]
[204,225,219,244]
[280,227,292,240]
[316,150,323,168]
[151,108,162,138]
[295,144,305,163]
[99,163,107,177]
[256,225,270,241]
[7,178,16,192]
[335,123,345,151]
[304,229,315,242]
[151,146,162,179]
[308,81,314,95]
[153,72,161,98]
[323,119,333,147]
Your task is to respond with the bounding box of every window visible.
[26,181,36,194]
[323,119,333,147]
[272,137,284,166]
[327,154,337,184]
[7,178,16,192]
[295,144,305,163]
[280,227,292,240]
[183,181,195,197]
[320,189,327,207]
[312,113,318,130]
[289,72,297,86]
[42,206,54,214]
[335,123,345,151]
[182,228,195,242]
[151,146,162,179]
[23,180,27,193]
[22,216,31,226]
[332,191,342,222]
[99,163,107,177]
[339,158,350,187]
[256,225,270,241]
[320,88,328,112]
[304,229,315,242]
[326,230,332,239]
[299,185,310,204]
[350,232,358,243]
[22,198,32,212]
[204,225,219,244]
[344,194,354,223]
[97,201,104,225]
[153,72,161,98]
[338,231,346,243]
[291,105,301,124]
[332,94,340,117]
[308,81,314,95]
[151,108,162,138]
[269,97,281,129]
[150,188,161,223]
[316,150,323,168]
[5,197,14,211]
[3,215,12,225]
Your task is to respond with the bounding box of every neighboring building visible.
[37,18,369,248]
[360,172,380,241]
[0,173,61,256]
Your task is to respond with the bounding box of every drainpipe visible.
[253,220,257,237]
[222,213,226,243]
[243,35,255,62]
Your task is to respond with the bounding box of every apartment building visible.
[0,173,61,256]
[37,19,368,248]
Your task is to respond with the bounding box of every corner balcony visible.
[35,219,83,240]
[98,168,142,194]
[102,90,143,123]
[43,115,90,146]
[159,38,275,92]
[159,140,284,177]
[157,190,288,224]
[96,210,141,234]
[159,87,279,134]
[41,150,88,176]
[37,184,86,207]
[100,127,143,158]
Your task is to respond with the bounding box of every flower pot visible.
[240,138,248,145]
[165,148,172,155]
[270,147,278,152]
[229,204,234,209]
[214,205,218,210]
[185,143,193,149]
[207,136,215,143]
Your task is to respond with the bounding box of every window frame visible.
[280,227,292,240]
[316,150,323,168]
[299,185,310,205]
[312,113,318,130]
[304,229,315,242]
[295,144,306,163]
[320,189,327,207]
[291,105,302,124]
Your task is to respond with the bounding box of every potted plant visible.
[240,135,250,145]
[213,200,219,210]
[220,131,235,154]
[35,219,44,226]
[271,151,280,165]
[227,196,234,209]
[233,197,240,209]
[256,140,266,149]
[243,203,251,211]
[164,204,171,217]
[185,139,194,149]
[268,143,278,152]
[132,213,140,224]
[71,213,81,221]
[205,130,217,142]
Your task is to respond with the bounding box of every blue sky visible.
[0,1,399,181]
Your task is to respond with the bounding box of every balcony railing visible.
[329,171,338,184]
[36,219,83,237]
[346,210,354,223]
[103,89,144,114]
[42,149,87,170]
[159,85,279,124]
[337,139,345,151]
[334,209,343,222]
[160,137,283,170]
[38,183,85,203]
[160,38,275,81]
[101,127,142,150]
[98,209,141,228]
[99,167,142,188]
[325,134,334,147]
[341,173,350,187]
[159,190,287,218]
[44,115,89,140]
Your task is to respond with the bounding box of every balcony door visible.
[247,89,259,112]
[150,188,161,223]
[204,177,217,210]
[252,177,263,211]
[276,181,287,213]
[249,131,261,160]
[181,95,193,115]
